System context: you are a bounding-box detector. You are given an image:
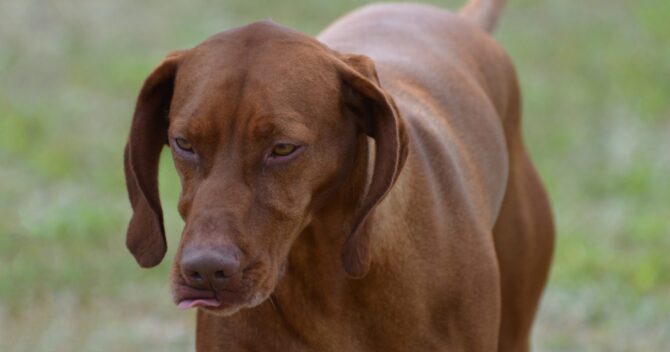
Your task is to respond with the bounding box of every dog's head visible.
[123,21,407,315]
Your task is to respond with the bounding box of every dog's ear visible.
[336,54,409,278]
[124,51,183,268]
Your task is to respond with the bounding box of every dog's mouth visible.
[178,298,220,310]
[172,283,249,311]
[173,284,217,309]
[175,287,220,310]
[171,263,283,313]
[170,257,288,316]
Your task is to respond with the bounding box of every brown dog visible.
[123,0,553,350]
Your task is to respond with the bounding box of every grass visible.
[1,0,668,350]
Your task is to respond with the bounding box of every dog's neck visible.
[263,134,407,348]
[280,132,370,295]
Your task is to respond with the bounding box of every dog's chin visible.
[199,291,271,317]
[171,259,287,316]
[173,287,273,316]
[171,274,279,316]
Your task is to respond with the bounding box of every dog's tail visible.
[458,0,507,33]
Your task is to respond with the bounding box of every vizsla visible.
[123,0,554,350]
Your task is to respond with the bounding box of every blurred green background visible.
[1,0,668,350]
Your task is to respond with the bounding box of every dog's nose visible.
[180,246,241,289]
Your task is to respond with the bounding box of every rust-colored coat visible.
[123,1,553,351]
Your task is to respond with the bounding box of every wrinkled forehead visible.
[169,23,341,138]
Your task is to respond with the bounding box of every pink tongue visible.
[178,298,220,310]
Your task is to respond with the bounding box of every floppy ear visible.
[336,54,409,278]
[124,51,183,268]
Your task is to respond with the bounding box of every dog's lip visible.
[178,298,220,310]
[173,283,248,310]
[172,261,271,311]
[173,284,219,309]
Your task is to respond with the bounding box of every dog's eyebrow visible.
[168,116,202,136]
[249,117,313,143]
[167,117,189,135]
[250,120,275,139]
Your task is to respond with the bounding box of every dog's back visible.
[321,2,520,225]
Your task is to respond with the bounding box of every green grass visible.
[1,0,668,350]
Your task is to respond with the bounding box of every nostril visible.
[214,270,226,280]
[189,271,202,280]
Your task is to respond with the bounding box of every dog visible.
[123,0,554,350]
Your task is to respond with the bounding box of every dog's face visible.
[123,21,407,316]
[166,28,361,315]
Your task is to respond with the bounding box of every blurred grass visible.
[1,0,668,351]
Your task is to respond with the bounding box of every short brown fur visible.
[124,1,553,351]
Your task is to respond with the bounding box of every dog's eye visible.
[271,143,298,157]
[174,138,194,153]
